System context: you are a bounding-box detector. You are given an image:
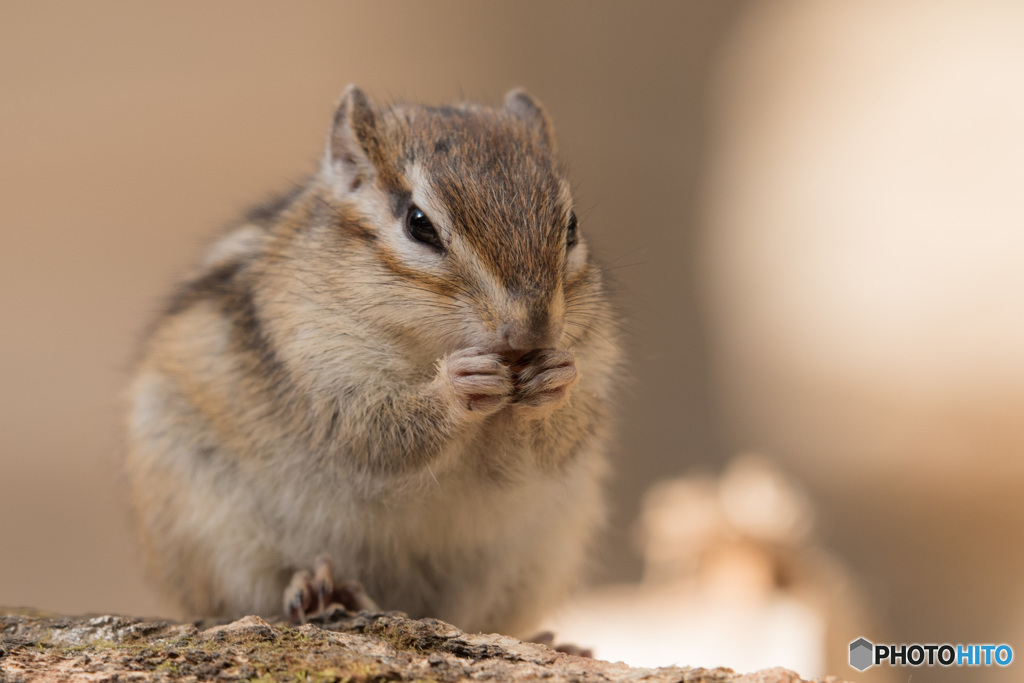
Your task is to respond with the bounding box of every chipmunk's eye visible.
[566,211,579,249]
[406,206,443,251]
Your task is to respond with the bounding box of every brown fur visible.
[126,86,622,637]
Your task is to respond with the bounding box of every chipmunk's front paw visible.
[512,349,578,418]
[437,347,514,418]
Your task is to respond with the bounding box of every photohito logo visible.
[849,637,1013,671]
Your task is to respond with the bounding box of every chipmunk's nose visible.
[499,306,563,351]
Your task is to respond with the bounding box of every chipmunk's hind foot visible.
[284,555,379,624]
[529,630,594,658]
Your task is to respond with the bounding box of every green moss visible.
[156,660,181,675]
[35,630,52,651]
[369,621,436,654]
[293,668,346,682]
[15,615,438,682]
[61,638,123,654]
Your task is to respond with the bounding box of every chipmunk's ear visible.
[326,85,379,192]
[504,89,557,151]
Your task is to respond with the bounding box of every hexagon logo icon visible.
[849,638,874,671]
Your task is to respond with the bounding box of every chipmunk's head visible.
[268,86,607,364]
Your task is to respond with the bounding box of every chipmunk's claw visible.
[284,569,314,624]
[312,555,334,613]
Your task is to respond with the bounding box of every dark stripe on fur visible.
[164,261,244,318]
[373,243,460,298]
[244,183,306,227]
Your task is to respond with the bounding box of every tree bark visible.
[1,608,848,682]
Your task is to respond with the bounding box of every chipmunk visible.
[126,86,621,638]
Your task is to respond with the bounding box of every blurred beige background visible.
[704,4,1024,679]
[0,0,735,615]
[2,2,1023,681]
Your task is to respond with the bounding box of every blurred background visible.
[2,2,1023,681]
